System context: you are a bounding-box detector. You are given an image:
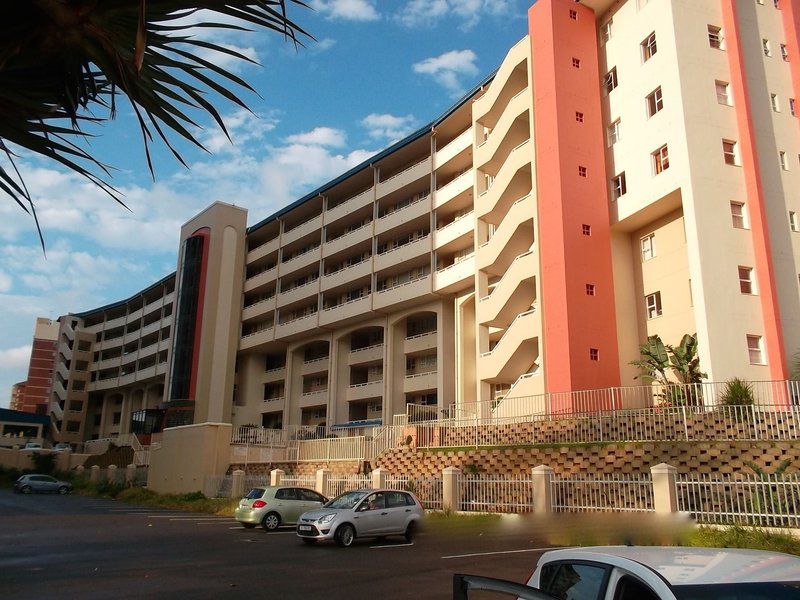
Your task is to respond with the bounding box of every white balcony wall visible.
[135,365,158,381]
[244,266,278,293]
[301,357,330,375]
[242,296,277,322]
[374,236,431,272]
[325,188,374,226]
[239,326,275,351]
[377,158,431,199]
[277,280,319,309]
[433,128,473,170]
[321,260,372,292]
[263,367,286,383]
[434,255,475,292]
[279,249,321,277]
[474,90,529,170]
[476,194,534,271]
[403,371,438,394]
[373,275,432,311]
[475,141,532,219]
[282,214,323,247]
[299,389,328,408]
[347,380,383,402]
[434,212,474,249]
[478,250,537,325]
[348,344,384,366]
[246,237,280,264]
[375,196,432,236]
[404,332,437,354]
[323,223,373,258]
[473,36,528,123]
[127,306,144,323]
[319,295,372,327]
[140,320,161,338]
[434,171,473,209]
[275,313,319,340]
[478,309,539,381]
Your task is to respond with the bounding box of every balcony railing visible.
[349,380,383,388]
[281,277,318,294]
[405,331,436,340]
[480,308,536,357]
[437,210,474,233]
[324,255,371,278]
[377,234,430,256]
[327,220,371,242]
[242,323,274,338]
[246,265,277,281]
[248,235,279,254]
[282,244,320,264]
[284,212,322,235]
[244,294,276,309]
[478,195,531,248]
[302,388,328,397]
[323,294,368,311]
[263,396,285,403]
[278,311,317,326]
[350,342,384,353]
[376,274,428,294]
[380,158,429,185]
[405,370,437,379]
[479,250,534,301]
[379,195,428,219]
[303,356,329,366]
[437,253,475,274]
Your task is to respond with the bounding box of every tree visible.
[630,333,707,406]
[630,335,670,386]
[1,0,311,247]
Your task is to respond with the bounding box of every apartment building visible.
[39,0,800,443]
[10,318,59,415]
[9,382,26,412]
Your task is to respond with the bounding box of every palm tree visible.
[1,1,311,247]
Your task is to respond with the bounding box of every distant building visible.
[9,381,26,412]
[15,318,59,415]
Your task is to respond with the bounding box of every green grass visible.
[688,525,800,556]
[114,488,240,516]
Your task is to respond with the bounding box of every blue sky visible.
[0,0,530,407]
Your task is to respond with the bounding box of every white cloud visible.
[314,38,337,53]
[194,43,260,73]
[360,113,417,143]
[284,127,347,148]
[200,109,279,154]
[310,0,379,21]
[0,345,32,372]
[397,0,513,30]
[0,270,10,293]
[412,49,479,96]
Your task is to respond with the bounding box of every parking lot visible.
[0,488,566,599]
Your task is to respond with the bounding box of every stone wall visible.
[230,460,364,477]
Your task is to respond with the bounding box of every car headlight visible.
[317,513,337,525]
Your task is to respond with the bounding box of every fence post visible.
[442,467,462,512]
[681,405,689,441]
[231,469,245,499]
[270,468,284,486]
[532,465,554,514]
[372,468,388,489]
[125,464,136,486]
[107,464,118,484]
[650,463,678,514]
[316,468,331,497]
[90,465,100,483]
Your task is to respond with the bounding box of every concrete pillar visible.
[76,465,85,477]
[270,469,285,486]
[90,465,100,483]
[316,468,331,497]
[372,468,388,489]
[651,463,678,514]
[442,466,462,512]
[126,464,137,486]
[107,464,119,484]
[231,469,246,499]
[532,465,555,514]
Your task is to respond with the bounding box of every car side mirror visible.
[356,503,369,512]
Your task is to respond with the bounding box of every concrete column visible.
[442,466,462,512]
[126,464,136,486]
[372,467,388,490]
[90,464,100,483]
[651,463,678,514]
[316,468,331,497]
[107,464,118,484]
[231,469,245,499]
[532,465,554,514]
[270,468,285,486]
[75,465,85,477]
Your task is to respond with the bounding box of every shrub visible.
[690,526,800,556]
[719,378,755,406]
[31,452,57,474]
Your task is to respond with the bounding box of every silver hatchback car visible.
[235,486,327,531]
[296,488,424,547]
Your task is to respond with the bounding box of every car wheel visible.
[58,486,69,495]
[261,512,281,531]
[302,538,317,545]
[21,486,32,495]
[404,521,416,543]
[335,524,356,548]
[241,523,256,529]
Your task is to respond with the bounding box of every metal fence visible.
[281,475,316,489]
[327,475,372,498]
[551,474,655,513]
[676,473,800,528]
[296,436,369,462]
[461,474,535,513]
[385,475,443,509]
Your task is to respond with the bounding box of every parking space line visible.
[169,518,231,521]
[370,543,414,549]
[197,522,239,525]
[441,547,562,560]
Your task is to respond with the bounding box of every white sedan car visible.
[453,546,800,599]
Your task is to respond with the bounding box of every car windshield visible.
[324,491,368,509]
[244,488,265,500]
[673,582,800,599]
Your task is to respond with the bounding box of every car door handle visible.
[405,509,411,512]
[381,512,388,516]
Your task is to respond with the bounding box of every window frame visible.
[738,266,756,295]
[747,335,765,365]
[641,32,658,62]
[722,139,739,166]
[603,67,618,95]
[652,144,670,174]
[640,234,656,261]
[715,80,732,106]
[730,201,748,229]
[708,25,724,50]
[611,172,627,200]
[607,118,622,146]
[646,86,664,118]
[645,291,663,319]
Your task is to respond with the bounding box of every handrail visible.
[349,380,383,388]
[278,311,317,326]
[242,323,274,339]
[379,194,428,219]
[248,235,279,254]
[326,219,372,243]
[350,342,383,353]
[303,356,329,365]
[327,188,373,214]
[478,194,532,248]
[437,253,475,274]
[405,370,437,379]
[246,264,277,281]
[281,243,320,264]
[405,331,435,340]
[479,249,535,301]
[281,277,319,295]
[263,395,284,402]
[323,294,369,311]
[377,233,430,256]
[480,308,537,357]
[436,209,474,232]
[376,274,429,294]
[244,294,276,309]
[284,212,322,235]
[380,157,429,185]
[302,388,327,396]
[265,366,285,374]
[324,255,371,278]
[436,127,473,157]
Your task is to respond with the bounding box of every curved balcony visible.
[244,266,278,293]
[434,211,473,250]
[477,194,535,274]
[478,308,539,382]
[377,158,431,199]
[246,236,280,265]
[474,90,530,171]
[282,214,323,247]
[323,222,373,258]
[434,171,473,210]
[434,127,473,170]
[478,250,537,327]
[325,188,374,226]
[434,254,475,294]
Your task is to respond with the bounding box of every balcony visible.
[301,356,330,375]
[434,171,473,209]
[282,214,323,246]
[103,314,127,331]
[403,371,438,394]
[299,389,328,407]
[280,247,321,276]
[404,331,437,354]
[434,254,475,293]
[474,90,529,171]
[321,258,372,292]
[477,194,535,274]
[374,235,431,272]
[476,142,532,221]
[134,364,158,381]
[434,127,473,170]
[275,312,318,340]
[347,380,383,402]
[373,274,432,311]
[277,279,319,309]
[242,295,277,322]
[434,211,474,249]
[244,266,278,293]
[478,250,537,327]
[319,295,372,327]
[348,343,384,366]
[323,222,373,258]
[377,157,431,199]
[478,308,540,382]
[127,306,144,324]
[325,188,374,225]
[473,37,528,125]
[246,236,280,264]
[240,325,275,351]
[264,367,286,383]
[376,195,431,236]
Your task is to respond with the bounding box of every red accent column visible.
[529,0,621,407]
[188,228,210,402]
[721,0,788,380]
[780,0,800,118]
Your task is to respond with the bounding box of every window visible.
[604,67,618,94]
[645,291,663,319]
[641,234,656,261]
[646,86,664,117]
[652,144,670,174]
[601,19,613,43]
[771,93,781,112]
[739,266,755,294]
[731,201,748,229]
[781,43,789,61]
[723,140,739,165]
[575,111,584,122]
[275,488,298,500]
[572,57,581,68]
[615,575,660,600]
[611,172,627,200]
[716,80,732,105]
[578,166,587,177]
[790,211,799,231]
[747,335,765,364]
[780,151,789,170]
[607,119,621,146]
[708,25,724,49]
[582,224,592,236]
[586,284,596,296]
[641,32,657,61]
[569,9,577,19]
[589,348,600,361]
[791,98,797,116]
[774,0,781,8]
[763,39,772,56]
